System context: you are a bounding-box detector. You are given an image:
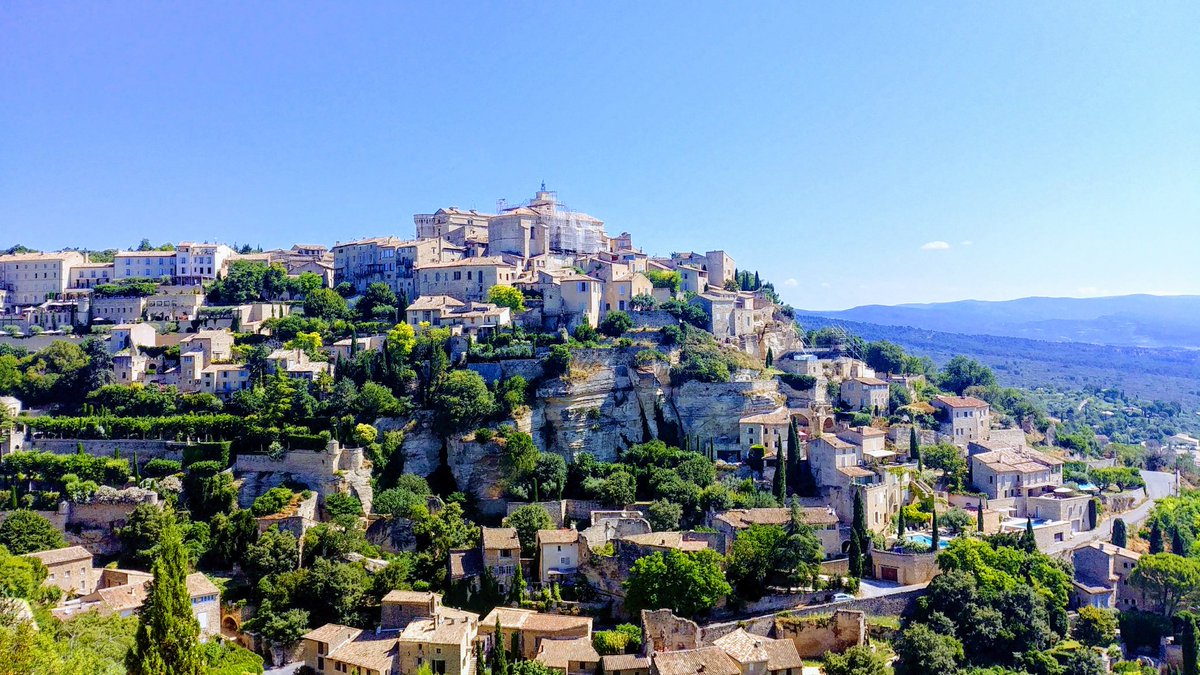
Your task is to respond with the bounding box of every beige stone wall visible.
[774,610,865,659]
[871,550,939,586]
[641,609,700,653]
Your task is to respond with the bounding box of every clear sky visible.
[2,2,1197,310]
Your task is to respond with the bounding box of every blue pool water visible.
[905,533,950,549]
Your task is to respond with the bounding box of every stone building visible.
[480,607,593,661]
[710,507,842,559]
[0,251,85,309]
[416,257,520,303]
[839,377,888,413]
[22,545,93,596]
[933,395,991,446]
[488,189,607,258]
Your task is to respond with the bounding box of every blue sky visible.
[2,2,1197,310]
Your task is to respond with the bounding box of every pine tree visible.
[1112,518,1128,548]
[773,449,787,502]
[765,347,774,367]
[909,427,920,463]
[125,508,204,675]
[976,499,985,533]
[1150,520,1165,554]
[930,509,940,551]
[491,617,508,675]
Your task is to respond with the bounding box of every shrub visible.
[324,492,363,518]
[475,428,495,444]
[182,441,231,468]
[251,487,295,517]
[142,459,183,477]
[599,311,634,337]
[778,373,817,391]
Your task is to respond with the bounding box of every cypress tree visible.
[491,617,508,675]
[682,436,689,453]
[850,492,868,576]
[475,642,486,675]
[1021,517,1036,553]
[930,509,940,551]
[773,448,787,501]
[125,508,204,675]
[1174,526,1191,557]
[765,347,774,367]
[909,427,920,463]
[1112,518,1128,548]
[977,499,985,533]
[1150,520,1165,554]
[509,560,526,605]
[1184,613,1200,675]
[787,419,801,494]
[847,533,863,578]
[897,510,906,538]
[753,271,761,290]
[1087,498,1098,531]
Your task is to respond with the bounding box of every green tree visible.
[356,282,398,321]
[849,492,868,578]
[509,556,527,604]
[599,311,634,337]
[504,505,554,557]
[1150,520,1166,554]
[931,509,940,551]
[243,526,299,583]
[938,355,996,394]
[922,443,968,491]
[909,427,920,463]
[822,645,889,675]
[623,549,731,617]
[433,370,497,434]
[1113,518,1128,548]
[646,499,682,532]
[491,616,508,675]
[488,285,527,314]
[893,623,963,675]
[765,347,774,367]
[1074,606,1118,647]
[1130,553,1200,617]
[125,508,204,675]
[864,341,906,375]
[772,451,787,501]
[0,510,66,554]
[1183,612,1200,675]
[303,287,351,321]
[1021,517,1036,553]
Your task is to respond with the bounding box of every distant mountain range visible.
[799,294,1200,349]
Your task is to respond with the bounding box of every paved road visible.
[1045,470,1176,556]
[263,663,300,675]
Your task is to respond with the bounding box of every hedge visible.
[18,414,314,454]
[183,441,231,468]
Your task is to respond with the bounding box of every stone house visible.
[535,636,602,675]
[524,270,602,330]
[51,569,221,639]
[22,545,93,596]
[712,628,804,675]
[145,284,204,321]
[969,446,1064,502]
[333,236,465,297]
[68,262,116,290]
[591,263,652,316]
[480,607,593,661]
[1072,541,1149,611]
[0,251,86,309]
[481,527,521,596]
[91,295,148,323]
[266,348,332,383]
[175,242,234,285]
[397,605,480,675]
[871,549,939,585]
[738,408,794,459]
[616,531,722,557]
[414,208,493,248]
[709,507,842,559]
[678,265,708,295]
[406,296,513,336]
[838,377,888,413]
[327,334,387,362]
[113,250,178,281]
[416,257,519,303]
[537,529,587,583]
[933,395,991,446]
[109,323,157,353]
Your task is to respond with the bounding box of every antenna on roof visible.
[540,180,546,192]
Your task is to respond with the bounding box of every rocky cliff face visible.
[381,344,790,500]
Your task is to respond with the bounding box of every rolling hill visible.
[804,294,1200,349]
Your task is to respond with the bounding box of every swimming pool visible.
[904,533,950,549]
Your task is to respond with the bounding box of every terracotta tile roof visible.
[481,606,536,630]
[935,395,990,409]
[816,434,854,450]
[382,590,437,605]
[482,527,520,550]
[406,295,465,311]
[449,548,483,579]
[535,637,601,670]
[838,466,875,478]
[713,507,839,529]
[739,408,793,426]
[602,654,651,671]
[95,582,149,613]
[399,610,478,645]
[522,612,592,634]
[23,546,92,566]
[713,629,770,663]
[761,638,804,671]
[185,573,220,598]
[850,377,888,386]
[537,529,581,546]
[652,647,741,675]
[328,631,398,671]
[1088,541,1141,561]
[302,623,363,645]
[972,447,1062,473]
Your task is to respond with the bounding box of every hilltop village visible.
[0,188,1191,674]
